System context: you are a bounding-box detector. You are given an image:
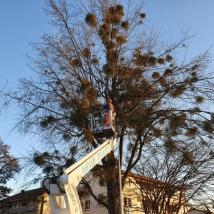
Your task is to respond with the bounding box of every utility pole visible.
[118,145,123,214]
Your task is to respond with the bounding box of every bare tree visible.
[2,0,214,213]
[189,194,214,214]
[132,143,214,214]
[0,139,20,199]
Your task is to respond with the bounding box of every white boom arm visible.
[44,138,117,214]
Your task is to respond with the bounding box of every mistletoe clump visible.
[85,13,97,27]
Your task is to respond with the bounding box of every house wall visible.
[80,175,187,214]
[80,176,144,214]
[0,194,51,214]
[81,175,108,214]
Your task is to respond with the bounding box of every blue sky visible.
[1,0,214,191]
[146,0,214,56]
[0,0,52,155]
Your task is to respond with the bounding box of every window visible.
[21,202,26,207]
[124,197,132,207]
[7,204,12,209]
[13,203,19,208]
[85,200,90,210]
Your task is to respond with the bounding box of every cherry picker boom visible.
[42,101,119,214]
[42,138,117,214]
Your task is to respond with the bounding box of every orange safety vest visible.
[104,112,110,127]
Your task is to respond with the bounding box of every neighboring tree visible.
[31,143,78,177]
[2,0,214,213]
[191,197,214,214]
[197,201,214,214]
[132,143,214,214]
[0,139,20,199]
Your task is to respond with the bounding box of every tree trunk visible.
[106,175,120,214]
[103,152,121,214]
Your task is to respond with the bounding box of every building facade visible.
[0,175,188,214]
[80,173,188,214]
[0,188,51,214]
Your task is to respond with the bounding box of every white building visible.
[80,172,187,214]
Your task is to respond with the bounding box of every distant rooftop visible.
[0,188,46,204]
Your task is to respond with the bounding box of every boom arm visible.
[43,138,117,214]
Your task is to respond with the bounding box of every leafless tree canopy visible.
[2,0,214,213]
[133,143,214,214]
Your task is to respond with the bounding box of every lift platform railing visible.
[88,110,115,137]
